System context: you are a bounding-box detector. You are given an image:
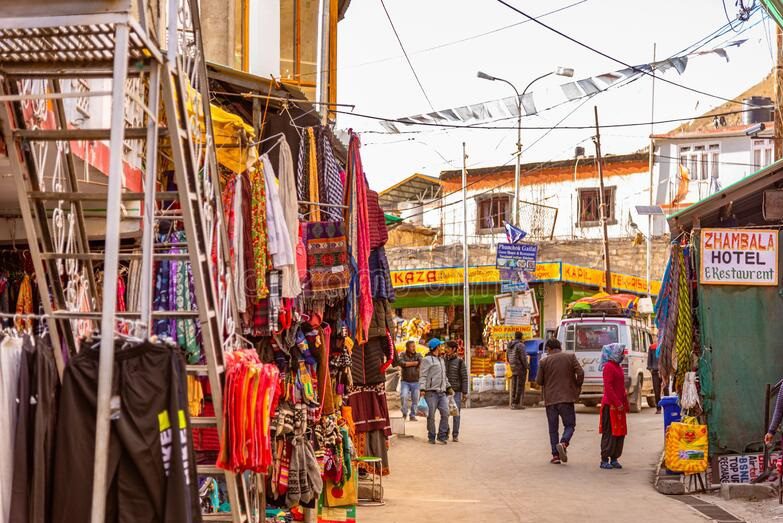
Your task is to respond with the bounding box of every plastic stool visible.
[356,456,384,506]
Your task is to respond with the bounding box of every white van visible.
[555,315,655,413]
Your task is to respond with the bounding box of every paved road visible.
[358,406,709,523]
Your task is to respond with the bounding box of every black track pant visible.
[510,372,527,406]
[600,404,625,462]
[53,341,201,523]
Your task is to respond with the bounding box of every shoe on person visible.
[428,439,436,445]
[550,456,562,465]
[438,439,448,445]
[600,461,613,470]
[410,416,417,422]
[556,442,568,463]
[452,436,459,443]
[655,408,662,414]
[610,460,623,469]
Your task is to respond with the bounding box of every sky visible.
[334,0,776,192]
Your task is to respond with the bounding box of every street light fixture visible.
[477,66,575,227]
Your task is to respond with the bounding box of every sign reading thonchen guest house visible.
[700,228,778,286]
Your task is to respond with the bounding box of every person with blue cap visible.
[419,338,453,444]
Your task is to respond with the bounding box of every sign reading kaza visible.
[496,243,538,271]
[700,228,778,286]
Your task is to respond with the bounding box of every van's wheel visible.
[583,400,598,408]
[630,377,643,413]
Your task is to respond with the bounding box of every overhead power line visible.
[379,0,436,112]
[493,0,757,107]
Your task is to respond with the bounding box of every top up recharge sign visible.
[700,228,778,286]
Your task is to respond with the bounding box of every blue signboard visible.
[496,243,538,271]
[501,280,529,292]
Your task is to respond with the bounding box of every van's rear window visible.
[566,324,619,352]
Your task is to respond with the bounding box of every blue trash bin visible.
[659,395,681,434]
[524,339,543,381]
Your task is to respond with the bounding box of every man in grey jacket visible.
[419,338,452,444]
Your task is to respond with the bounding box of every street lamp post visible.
[477,67,574,227]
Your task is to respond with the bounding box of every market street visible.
[360,407,708,523]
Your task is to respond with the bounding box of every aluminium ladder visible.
[0,1,254,521]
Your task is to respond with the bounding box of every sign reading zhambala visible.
[700,229,778,286]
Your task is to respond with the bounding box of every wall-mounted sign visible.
[504,306,532,326]
[490,325,533,340]
[700,228,778,286]
[496,243,538,271]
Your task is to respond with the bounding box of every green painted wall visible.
[698,230,783,454]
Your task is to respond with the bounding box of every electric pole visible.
[593,106,613,294]
[775,25,783,160]
[462,142,471,408]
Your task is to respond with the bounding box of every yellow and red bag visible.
[664,416,708,473]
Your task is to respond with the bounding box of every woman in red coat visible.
[599,343,629,470]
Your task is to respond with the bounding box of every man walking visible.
[445,341,468,442]
[536,338,584,464]
[507,331,529,410]
[395,340,423,421]
[419,338,452,445]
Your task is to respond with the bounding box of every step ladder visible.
[0,1,254,522]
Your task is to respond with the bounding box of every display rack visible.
[0,1,251,521]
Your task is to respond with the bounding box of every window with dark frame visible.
[577,186,616,227]
[476,196,510,233]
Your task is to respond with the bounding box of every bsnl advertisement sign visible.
[700,229,778,286]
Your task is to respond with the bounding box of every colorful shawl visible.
[249,162,270,298]
[317,127,344,221]
[15,273,33,331]
[306,128,321,221]
[345,133,373,343]
[673,246,693,391]
[304,221,350,306]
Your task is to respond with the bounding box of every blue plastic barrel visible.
[524,339,543,381]
[659,395,681,434]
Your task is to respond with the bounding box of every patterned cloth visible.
[317,127,344,221]
[306,128,321,221]
[347,133,373,343]
[14,274,33,331]
[368,247,395,301]
[673,246,693,392]
[278,138,302,298]
[268,270,281,333]
[366,189,388,249]
[599,343,625,371]
[249,162,270,298]
[304,221,350,302]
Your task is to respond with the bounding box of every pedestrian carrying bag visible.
[448,395,459,417]
[416,397,429,417]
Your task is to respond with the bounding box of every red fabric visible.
[601,361,628,409]
[366,190,388,248]
[598,404,628,436]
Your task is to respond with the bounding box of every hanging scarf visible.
[317,127,344,221]
[303,221,350,305]
[15,273,33,331]
[345,132,373,343]
[599,343,625,371]
[673,246,693,392]
[306,128,321,221]
[116,275,128,335]
[249,162,270,298]
[262,154,294,269]
[278,137,302,298]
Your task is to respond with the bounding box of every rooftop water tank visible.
[742,96,773,125]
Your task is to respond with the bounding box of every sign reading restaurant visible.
[700,228,778,286]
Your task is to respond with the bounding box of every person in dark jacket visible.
[444,341,468,442]
[536,338,584,464]
[394,341,423,421]
[507,331,529,410]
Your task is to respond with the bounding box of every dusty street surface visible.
[359,406,711,523]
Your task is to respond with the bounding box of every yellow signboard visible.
[391,262,561,288]
[490,325,533,340]
[561,263,661,295]
[390,261,659,295]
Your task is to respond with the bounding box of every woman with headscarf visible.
[599,343,629,470]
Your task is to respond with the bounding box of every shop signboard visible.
[504,306,531,325]
[561,263,661,295]
[490,325,533,340]
[501,280,529,292]
[496,243,538,271]
[700,228,778,286]
[710,451,781,484]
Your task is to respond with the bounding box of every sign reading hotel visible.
[700,228,778,286]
